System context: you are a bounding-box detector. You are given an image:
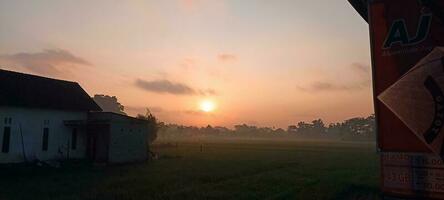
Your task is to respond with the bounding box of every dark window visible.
[71,128,77,150]
[42,128,49,151]
[4,118,11,125]
[2,127,11,153]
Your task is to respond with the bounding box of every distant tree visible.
[202,125,215,135]
[311,119,326,134]
[327,122,345,136]
[297,121,312,132]
[366,114,376,133]
[291,119,326,135]
[295,121,312,134]
[343,117,372,136]
[214,126,232,135]
[93,94,126,115]
[274,128,286,135]
[325,114,376,140]
[234,124,251,133]
[137,108,159,144]
[287,125,298,134]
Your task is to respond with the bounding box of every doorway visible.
[87,124,110,162]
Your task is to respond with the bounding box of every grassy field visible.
[0,140,380,200]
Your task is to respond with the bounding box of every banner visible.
[367,0,444,198]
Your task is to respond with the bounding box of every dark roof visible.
[88,112,149,123]
[0,69,102,111]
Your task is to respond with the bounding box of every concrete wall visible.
[108,122,148,163]
[0,106,88,163]
[89,112,149,163]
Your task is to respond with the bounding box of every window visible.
[4,117,11,125]
[71,128,77,150]
[42,128,49,151]
[2,127,10,153]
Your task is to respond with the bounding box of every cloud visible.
[198,88,217,96]
[183,110,205,115]
[183,109,217,117]
[298,81,369,92]
[218,54,237,62]
[135,79,217,96]
[136,79,195,95]
[351,63,371,75]
[311,81,364,91]
[297,62,372,93]
[0,49,91,75]
[311,82,343,91]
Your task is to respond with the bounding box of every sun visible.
[200,100,216,113]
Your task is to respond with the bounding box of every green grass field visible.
[0,140,380,200]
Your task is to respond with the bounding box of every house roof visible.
[88,112,149,123]
[0,69,102,111]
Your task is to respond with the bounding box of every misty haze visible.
[1,0,423,200]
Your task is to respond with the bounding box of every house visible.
[0,69,149,163]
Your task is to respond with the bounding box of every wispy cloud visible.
[0,49,91,75]
[136,79,195,95]
[312,82,344,91]
[297,80,370,92]
[351,62,370,75]
[318,81,363,91]
[135,79,216,96]
[180,58,197,70]
[198,88,217,96]
[183,109,217,117]
[218,53,237,62]
[183,110,206,116]
[297,62,372,92]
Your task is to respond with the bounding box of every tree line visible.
[157,114,375,141]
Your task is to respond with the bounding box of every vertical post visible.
[18,122,27,162]
[67,138,70,160]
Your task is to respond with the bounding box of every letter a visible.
[383,20,409,49]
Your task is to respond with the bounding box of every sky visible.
[0,0,373,128]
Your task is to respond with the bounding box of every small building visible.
[0,69,149,163]
[66,112,149,163]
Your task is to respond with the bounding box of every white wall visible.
[0,106,88,163]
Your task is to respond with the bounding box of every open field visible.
[0,140,380,200]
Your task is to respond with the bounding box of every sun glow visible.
[200,100,216,113]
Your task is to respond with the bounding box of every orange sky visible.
[0,0,373,128]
